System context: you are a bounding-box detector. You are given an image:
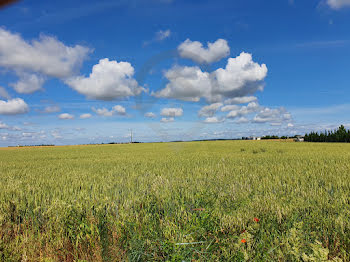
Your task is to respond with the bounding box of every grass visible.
[0,141,350,261]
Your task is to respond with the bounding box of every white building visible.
[245,136,261,140]
[294,135,304,142]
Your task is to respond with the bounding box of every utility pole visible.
[130,129,133,143]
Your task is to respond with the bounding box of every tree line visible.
[304,125,350,143]
[261,135,291,140]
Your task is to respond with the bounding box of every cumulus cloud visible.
[155,52,267,103]
[66,58,143,100]
[58,113,74,120]
[92,107,114,117]
[0,87,10,99]
[224,96,257,105]
[22,132,37,138]
[0,130,46,144]
[112,105,126,115]
[252,107,292,124]
[0,98,29,115]
[223,103,293,125]
[160,107,183,117]
[221,104,239,112]
[198,103,222,117]
[154,66,212,102]
[327,0,350,9]
[226,110,239,118]
[203,116,224,123]
[160,117,174,123]
[213,53,267,100]
[237,102,261,115]
[144,112,156,118]
[226,102,261,119]
[80,113,92,119]
[235,117,250,124]
[43,105,61,113]
[178,38,230,64]
[58,113,74,119]
[92,105,126,116]
[0,28,91,79]
[10,73,45,94]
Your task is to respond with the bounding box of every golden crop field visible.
[1,141,350,261]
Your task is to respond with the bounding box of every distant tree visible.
[304,125,350,143]
[261,135,280,140]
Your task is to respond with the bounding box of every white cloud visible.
[252,107,292,124]
[0,87,10,99]
[10,126,22,131]
[66,58,143,100]
[0,121,9,129]
[43,105,61,113]
[223,103,293,125]
[198,103,222,117]
[58,113,74,119]
[0,98,29,115]
[144,112,156,118]
[51,130,63,139]
[178,38,230,64]
[327,0,350,9]
[224,96,257,105]
[92,107,114,117]
[23,122,35,126]
[238,102,261,115]
[160,117,174,123]
[155,29,171,41]
[10,73,45,94]
[0,28,91,79]
[154,65,212,102]
[155,52,267,103]
[92,105,126,116]
[22,132,36,137]
[235,117,250,124]
[144,29,171,46]
[226,102,261,118]
[213,53,267,101]
[283,113,292,121]
[287,123,294,127]
[160,107,183,117]
[227,110,239,118]
[221,104,239,112]
[112,105,126,115]
[80,113,92,119]
[270,122,282,126]
[203,116,224,123]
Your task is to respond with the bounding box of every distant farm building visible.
[242,136,261,141]
[294,135,304,142]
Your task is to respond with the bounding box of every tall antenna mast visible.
[130,129,133,143]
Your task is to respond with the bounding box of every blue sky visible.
[0,0,350,146]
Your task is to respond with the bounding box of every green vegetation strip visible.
[0,141,349,261]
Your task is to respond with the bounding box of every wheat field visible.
[1,141,350,261]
